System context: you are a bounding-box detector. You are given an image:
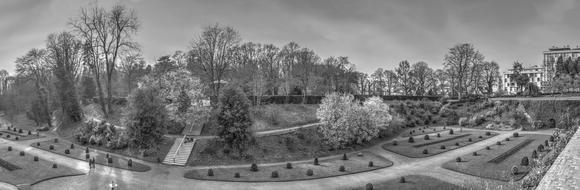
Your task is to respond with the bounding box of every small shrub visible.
[473,152,478,156]
[157,157,162,163]
[306,169,314,176]
[532,150,538,158]
[485,131,491,136]
[449,129,454,134]
[478,136,483,139]
[440,145,446,149]
[234,172,240,178]
[423,149,428,154]
[424,135,430,140]
[250,163,258,172]
[7,146,12,151]
[34,156,39,162]
[468,138,472,142]
[54,138,58,143]
[18,129,22,133]
[106,153,109,158]
[456,157,462,162]
[52,164,57,168]
[85,147,89,154]
[86,153,90,160]
[511,166,518,175]
[455,142,460,146]
[128,159,133,167]
[15,137,19,140]
[513,132,519,137]
[36,142,40,146]
[549,136,555,142]
[286,162,293,169]
[393,140,398,146]
[366,183,374,190]
[544,140,549,147]
[538,144,545,152]
[437,133,441,138]
[271,171,279,178]
[506,138,510,141]
[70,144,75,149]
[368,161,374,167]
[19,151,24,156]
[342,153,348,160]
[486,146,491,150]
[314,158,319,165]
[28,131,32,135]
[49,145,54,150]
[65,149,70,154]
[399,177,406,183]
[339,165,346,172]
[521,156,529,166]
[408,136,415,143]
[207,169,214,176]
[107,157,113,164]
[496,141,501,145]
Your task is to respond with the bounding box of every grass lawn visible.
[184,151,392,182]
[442,134,551,181]
[0,114,44,131]
[350,175,465,190]
[189,127,399,166]
[31,138,151,172]
[400,126,450,137]
[251,104,319,132]
[0,146,84,186]
[0,126,43,141]
[383,129,498,158]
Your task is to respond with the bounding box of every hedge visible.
[488,139,534,163]
[412,134,471,148]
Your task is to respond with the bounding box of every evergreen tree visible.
[126,87,168,149]
[177,89,191,114]
[217,86,253,157]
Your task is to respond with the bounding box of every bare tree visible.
[119,52,145,94]
[396,60,412,95]
[443,43,484,99]
[481,61,500,95]
[15,49,53,128]
[70,3,140,117]
[293,48,319,103]
[189,24,241,105]
[410,61,434,96]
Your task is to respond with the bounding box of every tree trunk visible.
[94,72,108,118]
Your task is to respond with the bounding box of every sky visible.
[1,0,579,74]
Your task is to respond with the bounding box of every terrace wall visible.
[536,126,580,189]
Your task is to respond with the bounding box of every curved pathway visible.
[1,125,545,190]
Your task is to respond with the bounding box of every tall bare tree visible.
[396,60,412,95]
[15,49,53,128]
[70,3,140,117]
[189,24,241,105]
[410,61,434,96]
[481,61,500,95]
[443,43,484,99]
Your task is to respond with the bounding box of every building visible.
[543,46,580,81]
[502,65,545,94]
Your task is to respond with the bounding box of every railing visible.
[172,135,187,165]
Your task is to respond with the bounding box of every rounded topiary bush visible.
[468,138,472,142]
[65,149,70,154]
[18,129,22,133]
[234,172,240,178]
[424,135,430,140]
[478,136,483,139]
[19,151,25,156]
[513,132,519,137]
[250,163,258,172]
[399,177,406,183]
[54,138,58,143]
[449,129,454,135]
[28,131,32,135]
[368,161,374,167]
[49,145,54,150]
[34,156,39,162]
[408,136,415,143]
[70,144,75,149]
[440,145,446,149]
[538,144,545,152]
[36,142,40,146]
[107,157,113,164]
[53,163,58,168]
[455,142,460,146]
[545,140,549,147]
[496,141,501,145]
[512,166,518,175]
[8,146,12,151]
[342,153,348,160]
[393,140,398,146]
[506,138,510,141]
[271,171,279,178]
[6,135,10,138]
[437,133,441,138]
[549,136,555,142]
[456,157,462,162]
[314,158,319,165]
[521,156,529,166]
[339,165,346,172]
[423,149,428,154]
[15,137,19,140]
[486,146,491,150]
[366,183,374,190]
[86,153,90,160]
[485,131,491,136]
[128,159,133,167]
[532,150,538,159]
[473,152,478,156]
[286,162,292,169]
[306,169,314,176]
[207,169,214,176]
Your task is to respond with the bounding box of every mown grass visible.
[349,175,466,190]
[442,134,551,181]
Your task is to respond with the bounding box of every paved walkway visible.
[536,126,580,190]
[491,96,580,101]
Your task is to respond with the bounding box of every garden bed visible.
[383,129,498,158]
[0,146,84,186]
[400,126,450,138]
[184,151,392,182]
[0,127,43,141]
[189,127,401,166]
[442,134,551,181]
[351,175,464,190]
[31,138,151,172]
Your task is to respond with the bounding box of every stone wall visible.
[536,126,580,189]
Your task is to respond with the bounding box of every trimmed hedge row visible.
[0,158,21,171]
[412,134,471,148]
[244,95,441,105]
[488,139,534,164]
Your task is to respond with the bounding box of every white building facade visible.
[502,65,546,94]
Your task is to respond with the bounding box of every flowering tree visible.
[317,94,389,148]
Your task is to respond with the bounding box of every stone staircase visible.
[163,136,196,166]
